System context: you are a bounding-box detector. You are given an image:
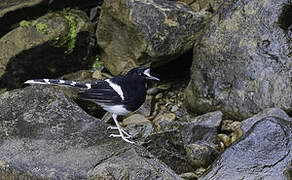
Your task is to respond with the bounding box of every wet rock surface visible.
[201,108,292,180]
[96,0,206,75]
[185,0,292,120]
[0,86,182,179]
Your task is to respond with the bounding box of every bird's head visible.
[126,67,160,81]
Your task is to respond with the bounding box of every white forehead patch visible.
[143,68,151,77]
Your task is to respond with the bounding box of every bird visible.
[24,67,160,143]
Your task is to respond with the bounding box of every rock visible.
[179,172,197,180]
[189,111,222,129]
[157,83,172,90]
[230,121,242,131]
[96,0,206,75]
[284,161,292,180]
[217,134,231,147]
[230,129,243,144]
[0,9,94,90]
[185,143,219,168]
[194,168,206,178]
[87,146,183,180]
[92,70,103,80]
[143,130,194,174]
[201,108,292,179]
[122,114,154,139]
[146,111,221,174]
[180,112,221,146]
[171,105,179,113]
[0,0,102,38]
[147,87,160,96]
[185,0,292,120]
[153,112,177,132]
[0,0,48,38]
[0,86,182,179]
[155,93,163,99]
[220,120,233,132]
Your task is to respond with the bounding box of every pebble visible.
[230,121,242,131]
[231,129,243,143]
[221,120,233,132]
[155,93,163,99]
[194,168,206,178]
[179,172,197,180]
[157,83,171,90]
[147,87,160,96]
[218,134,231,147]
[92,70,102,80]
[171,105,179,112]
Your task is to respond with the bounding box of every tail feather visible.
[24,79,92,89]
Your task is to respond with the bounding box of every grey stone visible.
[143,130,194,174]
[144,111,221,174]
[96,0,206,75]
[185,143,219,168]
[190,111,222,129]
[122,114,154,139]
[186,0,292,120]
[88,146,182,180]
[179,172,197,180]
[0,86,182,179]
[201,108,292,180]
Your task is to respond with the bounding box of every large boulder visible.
[0,0,48,38]
[96,0,206,75]
[185,0,292,120]
[0,0,103,38]
[0,86,182,179]
[0,9,94,90]
[200,108,292,179]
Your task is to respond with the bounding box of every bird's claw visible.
[109,134,135,144]
[107,126,132,138]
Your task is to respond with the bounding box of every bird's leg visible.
[107,126,132,138]
[108,114,134,144]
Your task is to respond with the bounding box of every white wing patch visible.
[85,83,91,89]
[105,79,125,100]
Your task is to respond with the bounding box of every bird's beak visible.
[143,68,160,81]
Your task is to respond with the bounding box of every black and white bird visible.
[24,67,159,143]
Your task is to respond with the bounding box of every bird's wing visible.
[78,81,124,106]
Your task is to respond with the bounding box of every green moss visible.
[50,9,79,54]
[63,15,77,54]
[19,20,48,34]
[19,20,31,27]
[34,21,48,34]
[54,13,78,54]
[93,57,104,70]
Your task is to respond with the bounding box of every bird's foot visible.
[109,133,135,144]
[107,126,132,138]
[107,126,134,143]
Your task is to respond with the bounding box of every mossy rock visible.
[0,9,94,90]
[0,0,49,38]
